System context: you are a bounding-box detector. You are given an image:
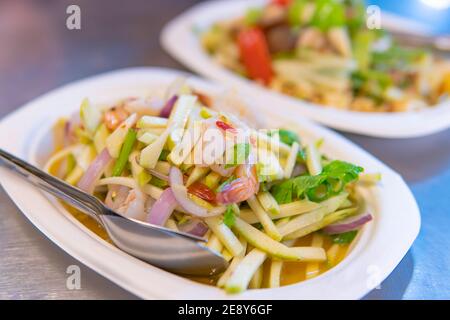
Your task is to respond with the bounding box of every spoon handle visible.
[0,148,102,221]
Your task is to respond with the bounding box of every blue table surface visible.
[369,0,450,35]
[345,131,450,300]
[360,1,450,299]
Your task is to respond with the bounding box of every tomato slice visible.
[188,182,216,203]
[215,120,237,133]
[237,28,274,85]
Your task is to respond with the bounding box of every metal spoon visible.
[0,148,227,276]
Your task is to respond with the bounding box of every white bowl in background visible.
[161,0,450,138]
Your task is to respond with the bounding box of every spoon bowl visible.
[0,148,228,276]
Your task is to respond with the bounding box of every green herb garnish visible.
[158,149,170,161]
[331,230,358,244]
[223,205,237,227]
[112,129,137,177]
[271,160,363,204]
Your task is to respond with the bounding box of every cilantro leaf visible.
[278,129,300,146]
[271,160,363,204]
[331,230,358,244]
[311,0,345,31]
[271,175,326,204]
[322,160,364,184]
[269,129,306,163]
[158,149,170,161]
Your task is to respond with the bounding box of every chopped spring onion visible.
[106,113,137,158]
[112,129,137,177]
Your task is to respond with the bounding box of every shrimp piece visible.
[104,106,129,130]
[216,163,259,204]
[117,189,147,221]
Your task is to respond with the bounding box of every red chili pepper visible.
[272,0,291,6]
[216,120,237,134]
[237,28,274,85]
[188,182,216,203]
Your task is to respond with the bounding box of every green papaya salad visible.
[201,0,450,112]
[45,78,379,293]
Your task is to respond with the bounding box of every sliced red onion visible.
[169,166,225,217]
[77,149,112,194]
[323,212,373,234]
[147,187,177,226]
[148,169,169,182]
[210,164,235,177]
[64,112,80,145]
[144,196,156,212]
[159,95,178,118]
[179,219,209,237]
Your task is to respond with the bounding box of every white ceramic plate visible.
[0,67,420,299]
[161,0,450,138]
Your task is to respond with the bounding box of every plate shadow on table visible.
[363,250,415,300]
[342,128,450,183]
